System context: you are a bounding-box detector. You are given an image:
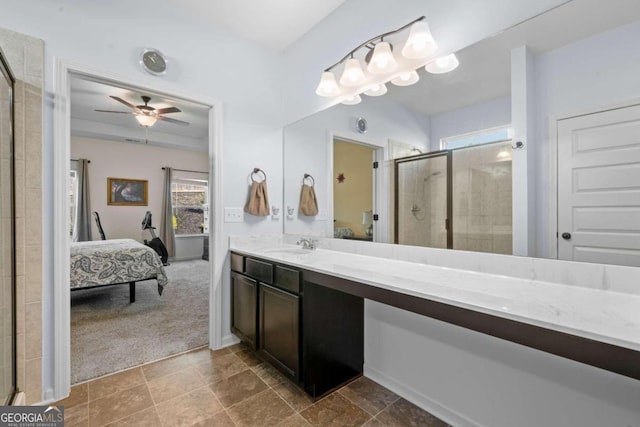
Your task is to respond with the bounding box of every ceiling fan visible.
[95,95,189,127]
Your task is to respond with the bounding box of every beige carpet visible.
[70,259,209,384]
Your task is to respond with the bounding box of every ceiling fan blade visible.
[109,96,139,111]
[157,116,190,126]
[94,109,134,114]
[155,106,181,115]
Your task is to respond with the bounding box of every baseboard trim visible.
[220,333,240,348]
[364,364,479,427]
[11,392,26,405]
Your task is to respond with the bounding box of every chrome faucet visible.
[297,237,318,250]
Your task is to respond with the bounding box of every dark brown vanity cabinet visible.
[230,271,257,349]
[259,283,299,381]
[230,252,363,398]
[231,254,300,380]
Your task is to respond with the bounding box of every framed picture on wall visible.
[107,177,148,206]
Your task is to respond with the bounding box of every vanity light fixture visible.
[315,16,460,105]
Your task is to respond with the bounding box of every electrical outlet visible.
[224,207,244,223]
[271,206,281,220]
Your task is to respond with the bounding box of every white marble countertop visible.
[229,237,640,352]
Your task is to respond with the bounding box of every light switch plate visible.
[224,207,244,222]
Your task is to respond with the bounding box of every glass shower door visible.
[0,47,16,405]
[395,151,451,248]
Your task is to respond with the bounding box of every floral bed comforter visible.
[70,239,168,295]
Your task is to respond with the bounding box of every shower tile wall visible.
[0,27,44,404]
[453,142,512,254]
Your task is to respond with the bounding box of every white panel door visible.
[558,104,640,266]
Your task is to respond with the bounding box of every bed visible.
[70,239,168,303]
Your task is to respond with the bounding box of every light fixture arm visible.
[323,16,426,72]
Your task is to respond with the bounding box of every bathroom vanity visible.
[230,251,364,397]
[230,235,640,393]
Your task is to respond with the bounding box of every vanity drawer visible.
[230,253,244,273]
[274,265,301,294]
[245,258,273,284]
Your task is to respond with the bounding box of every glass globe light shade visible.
[367,42,397,74]
[339,58,368,87]
[391,70,420,86]
[425,54,459,74]
[341,94,362,105]
[364,83,388,96]
[401,21,437,59]
[135,114,158,127]
[315,71,341,97]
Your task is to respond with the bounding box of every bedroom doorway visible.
[54,63,223,398]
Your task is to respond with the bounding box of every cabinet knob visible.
[561,232,572,240]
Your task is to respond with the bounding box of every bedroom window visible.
[171,177,208,235]
[69,169,78,236]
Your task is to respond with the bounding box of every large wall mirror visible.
[283,0,640,266]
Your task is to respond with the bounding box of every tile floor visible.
[56,344,449,426]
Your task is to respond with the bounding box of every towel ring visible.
[251,168,267,182]
[303,173,315,186]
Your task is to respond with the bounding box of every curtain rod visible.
[162,167,208,174]
[70,158,90,163]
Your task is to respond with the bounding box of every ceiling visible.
[70,0,640,148]
[383,0,640,116]
[199,0,348,51]
[70,77,211,151]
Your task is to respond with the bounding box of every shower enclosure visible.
[0,47,16,405]
[395,141,513,254]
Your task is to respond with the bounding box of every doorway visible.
[333,138,376,241]
[53,61,223,399]
[557,103,640,266]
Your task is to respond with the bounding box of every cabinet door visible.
[231,272,257,349]
[302,280,363,398]
[259,284,299,381]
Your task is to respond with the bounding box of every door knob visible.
[561,232,572,240]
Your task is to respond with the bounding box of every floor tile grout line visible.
[336,386,402,419]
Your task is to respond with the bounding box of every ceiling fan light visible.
[425,53,459,74]
[315,71,341,97]
[367,42,397,74]
[364,83,388,96]
[402,21,437,59]
[135,114,158,127]
[341,94,362,105]
[339,58,368,87]
[391,70,420,86]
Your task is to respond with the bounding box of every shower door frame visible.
[394,150,453,248]
[0,46,17,406]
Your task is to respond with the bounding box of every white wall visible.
[365,301,640,427]
[363,21,640,427]
[429,95,511,151]
[70,136,208,259]
[0,0,284,399]
[533,20,640,258]
[284,96,430,241]
[282,0,568,124]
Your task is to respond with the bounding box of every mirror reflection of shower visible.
[395,141,512,254]
[411,170,442,221]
